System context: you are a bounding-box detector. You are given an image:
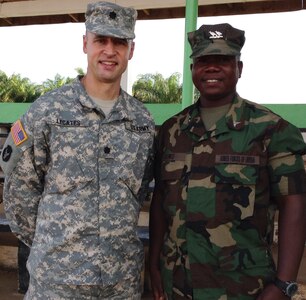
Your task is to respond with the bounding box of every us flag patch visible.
[11,120,28,146]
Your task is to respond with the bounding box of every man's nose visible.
[103,40,116,55]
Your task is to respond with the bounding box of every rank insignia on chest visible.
[11,120,28,146]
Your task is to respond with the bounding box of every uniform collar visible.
[73,76,136,122]
[224,95,246,131]
[180,94,246,140]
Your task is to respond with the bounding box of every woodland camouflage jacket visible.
[154,95,306,299]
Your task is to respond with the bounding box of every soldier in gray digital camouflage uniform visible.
[0,1,154,299]
[149,23,306,300]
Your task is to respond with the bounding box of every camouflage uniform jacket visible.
[0,77,155,286]
[155,95,306,299]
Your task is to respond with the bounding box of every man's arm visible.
[137,140,154,204]
[149,183,167,300]
[257,193,306,300]
[276,193,306,281]
[1,128,44,247]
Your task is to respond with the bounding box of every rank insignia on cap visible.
[109,11,117,19]
[11,120,28,146]
[85,1,137,39]
[209,30,223,39]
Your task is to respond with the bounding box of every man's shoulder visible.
[239,97,283,122]
[32,80,78,108]
[123,91,155,125]
[16,81,81,130]
[238,97,305,143]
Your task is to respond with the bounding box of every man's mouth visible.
[205,79,220,83]
[99,60,117,67]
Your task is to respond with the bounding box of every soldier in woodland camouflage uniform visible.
[0,2,154,299]
[149,23,306,300]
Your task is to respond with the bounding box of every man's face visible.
[191,55,243,106]
[83,32,134,84]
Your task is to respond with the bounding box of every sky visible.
[0,9,306,104]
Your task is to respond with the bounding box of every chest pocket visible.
[112,130,140,169]
[214,162,258,221]
[160,153,186,214]
[112,123,152,198]
[46,123,97,194]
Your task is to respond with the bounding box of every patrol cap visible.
[85,1,137,39]
[188,23,245,58]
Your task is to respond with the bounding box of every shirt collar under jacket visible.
[72,76,136,122]
[180,94,246,140]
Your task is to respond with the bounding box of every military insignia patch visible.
[109,11,117,19]
[2,145,12,162]
[11,120,28,146]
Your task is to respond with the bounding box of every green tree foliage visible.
[0,70,79,103]
[1,69,197,104]
[132,72,182,103]
[132,72,200,103]
[75,67,85,76]
[0,71,42,103]
[39,74,74,94]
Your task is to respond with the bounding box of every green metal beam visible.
[182,0,198,109]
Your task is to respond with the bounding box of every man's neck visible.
[81,74,120,101]
[200,92,236,108]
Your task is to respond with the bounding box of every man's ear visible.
[128,42,135,60]
[238,61,243,78]
[83,34,88,54]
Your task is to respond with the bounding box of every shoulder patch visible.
[11,120,28,146]
[1,145,12,162]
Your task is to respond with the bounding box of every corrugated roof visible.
[1,0,304,27]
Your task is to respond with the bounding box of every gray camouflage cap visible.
[85,1,137,39]
[188,23,245,58]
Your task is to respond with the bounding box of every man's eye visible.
[95,38,106,44]
[114,39,128,46]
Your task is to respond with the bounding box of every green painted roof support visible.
[182,0,198,110]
